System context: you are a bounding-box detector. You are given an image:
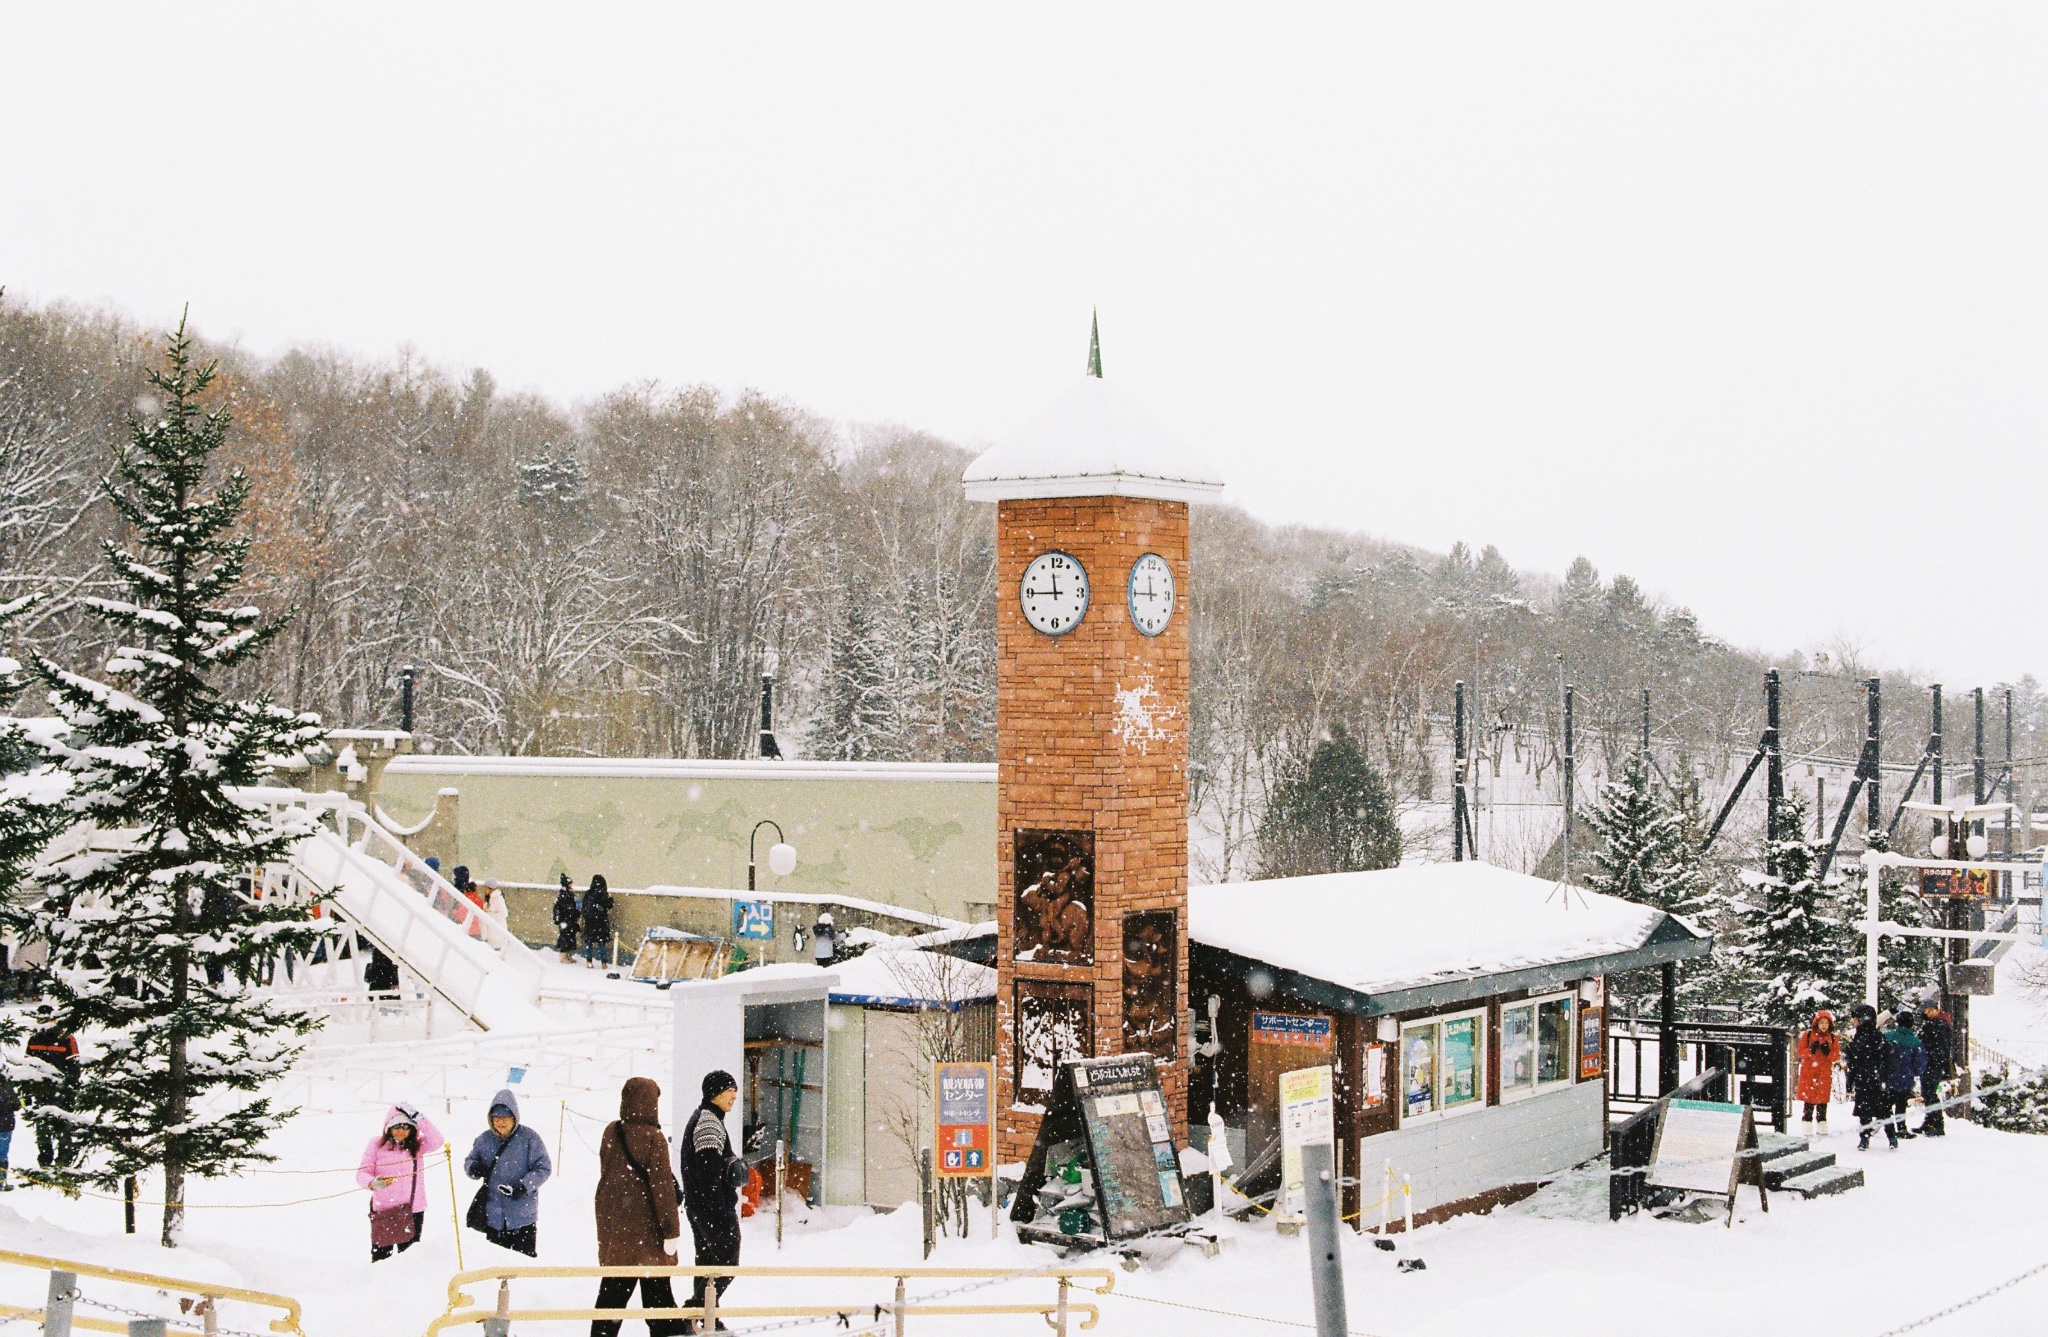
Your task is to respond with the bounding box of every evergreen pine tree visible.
[1584,754,1673,907]
[822,595,895,760]
[1256,727,1401,878]
[0,595,65,905]
[12,320,327,1246]
[1726,794,1859,1028]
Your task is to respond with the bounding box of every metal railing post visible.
[481,1277,510,1337]
[200,1295,220,1337]
[126,1321,167,1337]
[703,1273,719,1334]
[1055,1274,1070,1337]
[45,1269,75,1337]
[893,1275,907,1337]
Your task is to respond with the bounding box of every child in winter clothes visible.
[1883,1012,1927,1147]
[1794,1010,1839,1129]
[357,1101,446,1261]
[1844,1004,1890,1150]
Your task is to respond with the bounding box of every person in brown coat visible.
[592,1077,687,1337]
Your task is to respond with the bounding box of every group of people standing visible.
[553,873,616,968]
[1794,1001,1955,1150]
[357,1069,747,1335]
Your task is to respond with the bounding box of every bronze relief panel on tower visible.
[1013,827,1094,964]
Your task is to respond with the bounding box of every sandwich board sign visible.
[1011,1054,1191,1243]
[1278,1064,1335,1219]
[1646,1098,1768,1226]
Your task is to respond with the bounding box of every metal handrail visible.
[0,1247,305,1336]
[427,1264,1116,1337]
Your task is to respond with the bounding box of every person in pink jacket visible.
[357,1101,445,1261]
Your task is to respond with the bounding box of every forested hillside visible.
[3,295,2041,883]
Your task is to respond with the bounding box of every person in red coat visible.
[1795,1009,1841,1129]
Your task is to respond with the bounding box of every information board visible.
[1646,1097,1768,1225]
[933,1061,994,1179]
[1278,1064,1334,1218]
[1010,1053,1191,1241]
[1578,1005,1603,1080]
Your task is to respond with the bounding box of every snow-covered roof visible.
[386,755,993,783]
[961,376,1224,503]
[828,947,996,1010]
[1191,861,1707,1014]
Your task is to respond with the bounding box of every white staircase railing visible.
[233,787,548,1032]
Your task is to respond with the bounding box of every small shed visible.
[1190,861,1710,1227]
[670,950,996,1212]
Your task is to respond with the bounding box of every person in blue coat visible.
[1882,1013,1927,1148]
[464,1088,552,1256]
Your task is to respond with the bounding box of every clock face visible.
[1127,553,1175,636]
[1020,551,1089,636]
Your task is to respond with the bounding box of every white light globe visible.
[1929,833,1949,859]
[767,842,798,878]
[1966,833,1988,860]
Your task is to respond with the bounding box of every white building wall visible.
[1363,1081,1602,1215]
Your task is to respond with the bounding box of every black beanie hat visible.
[702,1070,737,1102]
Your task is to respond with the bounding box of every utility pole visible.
[1764,669,1782,878]
[1816,777,1825,838]
[1866,678,1882,842]
[1641,688,1652,769]
[1453,681,1468,862]
[399,665,416,734]
[1930,685,1944,806]
[1562,680,1575,887]
[2006,689,2016,857]
[1974,687,1987,807]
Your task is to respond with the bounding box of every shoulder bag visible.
[370,1146,421,1248]
[466,1140,505,1232]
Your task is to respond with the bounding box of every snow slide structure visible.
[236,787,552,1034]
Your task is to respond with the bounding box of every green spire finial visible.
[1087,309,1102,378]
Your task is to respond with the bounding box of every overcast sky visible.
[2,4,2042,691]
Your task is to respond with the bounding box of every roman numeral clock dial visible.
[1020,551,1089,635]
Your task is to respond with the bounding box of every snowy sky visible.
[2,4,2043,689]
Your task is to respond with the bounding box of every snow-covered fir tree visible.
[1584,756,1724,1013]
[1255,726,1401,877]
[14,320,328,1246]
[0,595,66,903]
[1726,793,1859,1028]
[1977,1067,2048,1135]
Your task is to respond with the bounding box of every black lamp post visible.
[748,819,797,892]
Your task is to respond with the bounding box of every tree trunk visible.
[164,941,188,1248]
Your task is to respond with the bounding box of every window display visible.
[1502,993,1576,1100]
[1537,996,1573,1084]
[1399,1009,1487,1122]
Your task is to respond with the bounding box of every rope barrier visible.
[1109,1287,1389,1336]
[1873,1258,2048,1335]
[14,1168,362,1210]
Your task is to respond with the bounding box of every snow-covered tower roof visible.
[961,320,1224,503]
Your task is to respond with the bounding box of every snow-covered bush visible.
[1976,1069,2048,1135]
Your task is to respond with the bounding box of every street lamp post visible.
[748,820,798,893]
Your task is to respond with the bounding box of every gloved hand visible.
[496,1183,516,1197]
[662,1237,681,1257]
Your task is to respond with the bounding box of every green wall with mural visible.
[374,759,997,923]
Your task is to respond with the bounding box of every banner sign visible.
[933,1061,994,1178]
[1917,867,2006,900]
[1252,1013,1333,1046]
[732,900,775,939]
[1579,1006,1603,1080]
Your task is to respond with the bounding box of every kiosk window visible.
[1399,1008,1488,1123]
[1501,993,1576,1100]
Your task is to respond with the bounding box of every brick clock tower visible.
[962,329,1223,1161]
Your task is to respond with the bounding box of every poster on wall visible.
[731,900,775,940]
[1363,1043,1387,1107]
[1015,979,1093,1108]
[1579,1005,1604,1080]
[1278,1065,1335,1218]
[1442,1016,1481,1108]
[1403,1027,1435,1118]
[1014,829,1095,963]
[1121,910,1178,1057]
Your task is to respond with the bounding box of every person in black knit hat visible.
[680,1070,747,1329]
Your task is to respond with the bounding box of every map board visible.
[1010,1053,1192,1242]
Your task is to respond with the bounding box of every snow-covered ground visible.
[1,955,2044,1335]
